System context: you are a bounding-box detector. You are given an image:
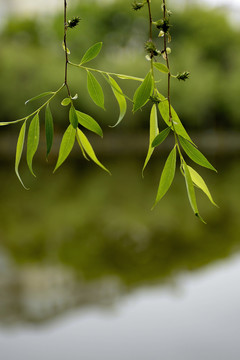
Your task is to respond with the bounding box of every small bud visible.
[166,47,171,54]
[155,19,170,33]
[150,95,160,104]
[176,71,190,81]
[145,40,159,57]
[132,1,144,10]
[67,17,81,29]
[158,30,165,37]
[167,10,173,17]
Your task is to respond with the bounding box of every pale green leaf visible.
[179,136,217,172]
[61,98,71,106]
[116,74,143,82]
[142,104,159,175]
[53,125,76,172]
[133,72,154,112]
[0,119,26,126]
[76,133,89,161]
[15,121,28,189]
[62,42,70,54]
[80,42,102,65]
[153,63,169,74]
[27,114,40,177]
[183,161,206,223]
[25,92,54,105]
[76,128,110,174]
[108,75,127,127]
[45,104,54,158]
[152,146,176,208]
[87,71,105,109]
[152,127,171,148]
[76,110,103,137]
[187,166,218,207]
[69,106,78,129]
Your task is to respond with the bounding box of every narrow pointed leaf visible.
[187,166,218,207]
[80,42,102,65]
[108,75,127,127]
[69,106,78,129]
[116,74,143,82]
[15,121,28,189]
[76,110,103,137]
[152,127,170,148]
[179,136,217,172]
[133,72,153,112]
[77,128,110,174]
[87,71,105,109]
[183,161,206,223]
[153,63,169,74]
[45,104,54,158]
[25,92,54,105]
[27,114,40,177]
[157,92,193,143]
[61,98,71,106]
[76,133,89,160]
[153,146,176,208]
[0,118,26,126]
[142,104,159,175]
[53,125,76,172]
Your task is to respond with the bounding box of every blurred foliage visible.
[0,0,240,131]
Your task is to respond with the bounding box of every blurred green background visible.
[0,0,240,329]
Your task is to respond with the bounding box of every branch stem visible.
[64,0,71,97]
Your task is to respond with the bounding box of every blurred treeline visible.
[1,0,240,131]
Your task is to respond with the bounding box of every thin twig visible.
[64,0,71,97]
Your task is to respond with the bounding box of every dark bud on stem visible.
[145,40,159,57]
[132,1,145,10]
[150,95,160,104]
[67,17,81,29]
[176,71,190,81]
[154,18,170,33]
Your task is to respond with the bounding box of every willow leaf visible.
[133,72,153,112]
[183,161,206,223]
[15,121,28,189]
[142,104,159,175]
[25,92,54,105]
[179,136,217,172]
[116,74,143,82]
[61,98,71,106]
[152,127,171,148]
[80,42,102,65]
[53,125,76,173]
[0,119,26,126]
[69,106,78,129]
[152,146,176,208]
[108,75,127,127]
[153,63,169,74]
[45,104,54,158]
[76,133,89,160]
[76,111,103,137]
[87,71,105,109]
[77,128,110,174]
[27,114,40,177]
[187,166,218,207]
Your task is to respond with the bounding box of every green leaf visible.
[153,63,169,74]
[62,42,70,54]
[133,72,153,112]
[61,98,71,106]
[116,74,143,82]
[183,161,206,223]
[157,92,193,143]
[80,42,102,65]
[25,92,54,105]
[142,104,159,175]
[152,127,171,148]
[0,119,26,126]
[87,71,105,109]
[76,110,103,137]
[53,125,76,173]
[179,136,217,172]
[69,106,78,129]
[45,104,54,158]
[152,146,176,208]
[76,128,110,174]
[76,133,89,161]
[108,75,127,127]
[27,114,40,177]
[187,166,218,207]
[15,121,28,190]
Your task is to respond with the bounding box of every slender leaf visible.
[142,104,159,175]
[116,74,143,82]
[152,127,171,148]
[157,92,193,143]
[27,114,40,177]
[25,92,54,105]
[153,63,169,74]
[133,72,153,112]
[87,71,105,109]
[53,125,76,172]
[45,104,54,158]
[179,136,217,172]
[15,121,28,189]
[187,166,218,207]
[0,119,26,126]
[108,75,127,127]
[76,133,89,160]
[76,110,103,137]
[182,161,206,223]
[69,106,78,129]
[76,128,110,174]
[152,146,176,208]
[80,42,102,65]
[61,98,71,106]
